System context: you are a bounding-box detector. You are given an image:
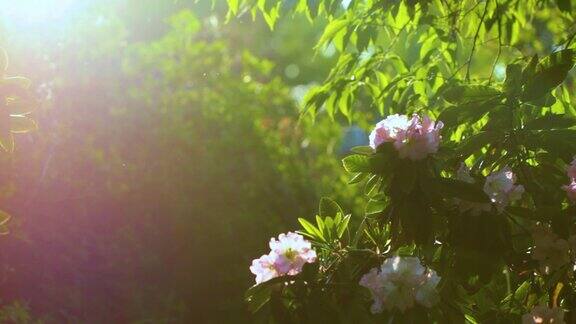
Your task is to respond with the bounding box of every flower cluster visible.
[483,166,525,211]
[562,157,576,202]
[522,305,565,324]
[250,232,317,284]
[531,225,576,274]
[359,256,440,313]
[369,114,443,161]
[455,164,524,213]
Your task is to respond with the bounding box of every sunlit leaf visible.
[524,114,576,130]
[442,85,501,105]
[316,18,349,49]
[342,154,371,173]
[522,49,575,101]
[319,197,344,217]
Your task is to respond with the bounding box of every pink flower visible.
[531,225,571,274]
[359,256,440,313]
[483,167,524,212]
[522,305,565,324]
[369,114,411,149]
[250,253,279,284]
[567,156,576,179]
[562,181,576,203]
[269,232,317,275]
[249,232,317,284]
[369,114,443,161]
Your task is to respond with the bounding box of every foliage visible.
[0,3,355,322]
[229,0,576,322]
[0,301,41,324]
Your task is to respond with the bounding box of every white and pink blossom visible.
[359,256,440,313]
[250,253,280,285]
[562,181,576,203]
[369,114,443,161]
[562,157,576,202]
[454,164,524,214]
[369,114,411,149]
[522,305,565,324]
[483,166,524,212]
[531,225,571,274]
[269,232,317,275]
[249,232,317,284]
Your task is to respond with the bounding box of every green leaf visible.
[514,280,531,303]
[524,114,576,130]
[317,18,349,49]
[298,218,323,239]
[442,85,501,104]
[431,177,490,203]
[365,199,386,215]
[245,276,293,314]
[503,63,523,95]
[227,0,239,15]
[456,131,501,158]
[348,172,367,184]
[323,216,335,238]
[336,214,351,239]
[319,197,344,217]
[464,314,479,324]
[557,0,572,12]
[364,174,381,196]
[342,154,371,173]
[522,49,576,101]
[526,93,557,107]
[529,129,576,158]
[315,215,325,235]
[307,0,320,18]
[260,4,280,30]
[439,98,500,129]
[350,146,373,155]
[356,26,376,52]
[521,55,539,83]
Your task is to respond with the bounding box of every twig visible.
[466,0,490,81]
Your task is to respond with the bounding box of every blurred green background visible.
[0,0,367,322]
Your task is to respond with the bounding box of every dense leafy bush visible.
[230,0,576,322]
[0,3,356,322]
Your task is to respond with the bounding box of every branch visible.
[466,0,490,81]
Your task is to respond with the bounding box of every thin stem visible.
[466,0,490,81]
